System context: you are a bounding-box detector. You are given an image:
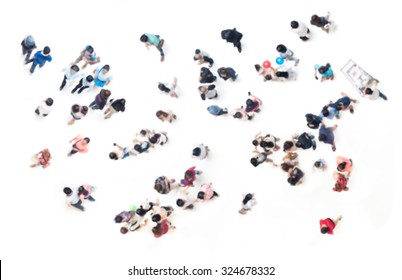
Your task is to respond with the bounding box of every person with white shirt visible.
[71,75,94,94]
[59,65,84,91]
[290,20,310,41]
[35,98,53,117]
[362,79,388,101]
[63,187,85,211]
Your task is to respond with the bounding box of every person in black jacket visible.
[221,28,243,53]
[104,98,126,119]
[295,132,316,150]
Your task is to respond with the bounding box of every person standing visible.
[35,98,53,117]
[156,110,177,123]
[276,44,300,66]
[21,35,37,63]
[71,75,94,94]
[290,20,310,41]
[26,46,52,74]
[72,45,100,68]
[239,193,257,214]
[89,89,111,110]
[93,65,112,88]
[314,63,334,82]
[192,144,209,160]
[59,65,83,91]
[320,216,342,234]
[221,28,243,53]
[67,135,90,156]
[218,67,238,81]
[198,84,218,100]
[310,12,332,33]
[67,104,88,125]
[158,77,178,98]
[318,124,337,151]
[104,98,126,119]
[207,105,228,116]
[362,79,388,101]
[140,33,165,61]
[193,49,214,67]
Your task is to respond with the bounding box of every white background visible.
[1,0,400,279]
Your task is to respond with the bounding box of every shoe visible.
[71,89,77,94]
[59,86,63,91]
[237,45,242,53]
[160,55,165,62]
[295,59,300,66]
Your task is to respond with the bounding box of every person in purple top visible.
[26,46,52,74]
[89,89,111,110]
[318,124,338,151]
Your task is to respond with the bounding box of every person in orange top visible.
[336,156,353,177]
[68,135,90,156]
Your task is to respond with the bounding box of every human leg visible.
[71,200,85,211]
[60,75,67,90]
[71,79,83,93]
[379,92,388,100]
[29,61,38,74]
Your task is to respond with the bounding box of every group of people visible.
[26,15,388,238]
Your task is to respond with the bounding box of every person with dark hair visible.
[313,159,326,171]
[318,124,337,151]
[176,198,197,210]
[239,193,257,214]
[250,151,276,167]
[218,67,238,81]
[59,65,83,91]
[295,132,316,150]
[199,67,217,83]
[109,143,137,160]
[275,66,297,81]
[221,28,243,53]
[193,49,214,67]
[21,35,37,63]
[283,140,297,153]
[231,107,253,121]
[290,20,310,41]
[152,219,175,238]
[93,65,112,88]
[192,144,209,160]
[136,198,159,218]
[305,114,322,129]
[287,167,304,186]
[254,64,278,82]
[180,166,202,193]
[254,132,281,153]
[276,44,300,66]
[320,216,342,234]
[71,75,94,94]
[244,92,262,114]
[148,131,168,147]
[30,148,51,169]
[151,206,174,224]
[310,12,332,33]
[78,184,95,201]
[333,172,349,192]
[158,77,178,98]
[35,98,54,117]
[104,98,126,119]
[154,176,180,195]
[314,63,334,82]
[63,187,89,212]
[362,79,387,101]
[26,46,52,74]
[156,110,176,123]
[72,45,100,68]
[207,105,228,116]
[68,135,90,156]
[336,156,353,177]
[319,103,339,120]
[282,152,299,170]
[132,140,151,155]
[197,183,219,201]
[89,89,111,110]
[198,84,218,100]
[140,33,165,61]
[332,93,358,116]
[67,104,88,125]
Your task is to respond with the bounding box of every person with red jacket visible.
[320,216,342,234]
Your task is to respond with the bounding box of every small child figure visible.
[313,159,327,171]
[239,193,257,214]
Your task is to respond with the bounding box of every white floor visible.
[1,0,401,279]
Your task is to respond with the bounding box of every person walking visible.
[72,45,100,68]
[318,124,337,151]
[140,33,165,61]
[59,65,83,91]
[26,46,52,74]
[158,77,178,98]
[290,20,310,41]
[104,98,126,119]
[67,135,90,156]
[93,64,112,88]
[71,75,94,94]
[35,98,53,117]
[276,44,300,66]
[89,89,111,110]
[320,216,342,234]
[21,35,37,63]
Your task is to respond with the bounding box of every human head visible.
[102,65,110,74]
[287,177,297,186]
[86,75,94,82]
[218,68,228,76]
[114,215,123,223]
[154,183,163,193]
[100,89,111,100]
[85,45,94,53]
[158,83,170,93]
[306,114,314,123]
[109,152,118,160]
[252,140,259,146]
[250,157,259,167]
[81,106,88,115]
[71,104,80,113]
[290,21,299,29]
[43,46,51,55]
[254,64,261,72]
[63,187,72,196]
[176,199,185,207]
[139,129,148,136]
[136,207,146,217]
[84,137,90,144]
[71,65,79,72]
[276,44,287,53]
[246,99,254,107]
[152,224,163,237]
[314,161,322,168]
[233,112,243,119]
[283,141,294,152]
[192,147,201,157]
[321,106,329,117]
[197,191,205,200]
[242,193,253,205]
[134,144,142,153]
[151,214,161,223]
[195,49,201,54]
[140,34,148,42]
[120,227,129,234]
[45,98,53,106]
[335,103,343,111]
[198,86,207,93]
[320,226,329,234]
[149,134,160,144]
[365,88,373,95]
[337,162,347,171]
[276,71,289,78]
[184,170,195,181]
[318,66,327,74]
[264,75,272,81]
[311,15,319,22]
[281,163,293,172]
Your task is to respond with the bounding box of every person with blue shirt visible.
[73,45,100,69]
[207,105,228,116]
[318,124,338,151]
[217,67,238,81]
[26,46,52,74]
[319,103,339,120]
[140,33,165,61]
[314,63,334,82]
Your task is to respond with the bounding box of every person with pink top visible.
[78,184,95,201]
[197,183,219,201]
[30,148,51,169]
[336,156,353,177]
[180,166,203,193]
[320,216,342,234]
[68,135,90,156]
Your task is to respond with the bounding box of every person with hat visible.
[26,46,52,74]
[140,33,165,62]
[73,45,100,68]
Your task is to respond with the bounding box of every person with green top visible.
[140,33,165,61]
